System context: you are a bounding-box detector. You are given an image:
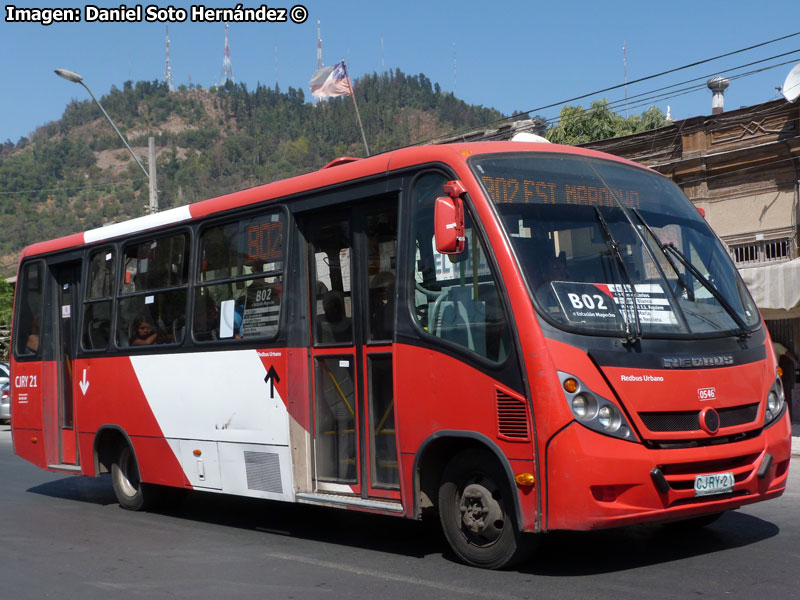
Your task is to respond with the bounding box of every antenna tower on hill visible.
[164,25,174,91]
[221,23,234,85]
[317,19,323,70]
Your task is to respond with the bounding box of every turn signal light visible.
[777,366,783,377]
[515,472,535,487]
[31,437,38,444]
[193,449,202,457]
[563,378,578,393]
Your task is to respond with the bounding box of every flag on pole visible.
[309,61,352,98]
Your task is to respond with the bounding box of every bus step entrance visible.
[296,492,403,514]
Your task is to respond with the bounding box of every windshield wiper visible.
[593,206,641,343]
[661,242,752,339]
[632,209,694,302]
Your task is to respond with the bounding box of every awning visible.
[739,258,800,319]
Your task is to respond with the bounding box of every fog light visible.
[590,484,632,503]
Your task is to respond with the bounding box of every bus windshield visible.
[471,153,760,338]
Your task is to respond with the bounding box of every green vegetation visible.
[546,99,668,145]
[0,70,503,275]
[0,71,666,282]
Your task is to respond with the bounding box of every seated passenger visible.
[130,315,157,346]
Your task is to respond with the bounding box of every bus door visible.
[44,260,82,466]
[305,199,400,500]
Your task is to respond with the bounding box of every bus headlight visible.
[597,405,621,432]
[571,393,597,420]
[558,371,638,442]
[764,378,786,427]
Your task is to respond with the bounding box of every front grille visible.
[719,403,759,427]
[640,403,760,433]
[657,452,761,506]
[640,411,699,432]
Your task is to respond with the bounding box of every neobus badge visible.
[662,355,734,368]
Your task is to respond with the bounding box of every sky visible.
[2,0,800,145]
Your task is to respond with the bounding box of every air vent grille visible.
[244,451,283,493]
[496,390,530,441]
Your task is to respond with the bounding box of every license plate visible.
[694,472,734,497]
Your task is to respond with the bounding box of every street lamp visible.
[55,68,158,213]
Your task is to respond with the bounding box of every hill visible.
[0,69,504,276]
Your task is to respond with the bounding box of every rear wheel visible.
[438,449,533,569]
[111,445,152,511]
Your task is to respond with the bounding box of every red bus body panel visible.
[10,142,790,536]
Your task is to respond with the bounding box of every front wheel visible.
[438,449,534,569]
[111,445,153,511]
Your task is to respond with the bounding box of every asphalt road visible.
[1,424,798,600]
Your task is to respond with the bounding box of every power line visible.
[414,31,800,146]
[442,51,800,152]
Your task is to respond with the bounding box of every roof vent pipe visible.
[707,77,729,115]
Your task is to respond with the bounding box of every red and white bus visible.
[10,141,791,568]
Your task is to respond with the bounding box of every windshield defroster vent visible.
[496,390,530,441]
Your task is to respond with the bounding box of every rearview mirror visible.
[434,195,465,254]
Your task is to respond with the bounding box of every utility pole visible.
[55,68,158,213]
[148,137,158,213]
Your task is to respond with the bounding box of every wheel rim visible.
[117,450,140,498]
[457,476,505,547]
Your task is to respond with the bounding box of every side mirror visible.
[435,195,465,254]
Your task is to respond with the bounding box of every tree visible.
[546,99,667,145]
[0,279,13,360]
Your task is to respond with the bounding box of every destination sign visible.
[481,175,641,209]
[247,221,284,263]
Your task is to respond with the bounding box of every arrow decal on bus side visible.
[79,369,90,395]
[264,366,280,399]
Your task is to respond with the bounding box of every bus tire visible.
[111,445,151,511]
[438,449,531,569]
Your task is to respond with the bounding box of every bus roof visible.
[19,141,647,260]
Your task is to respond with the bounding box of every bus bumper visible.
[543,413,791,531]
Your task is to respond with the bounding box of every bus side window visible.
[410,173,510,363]
[194,211,285,342]
[83,248,114,350]
[116,233,189,348]
[14,262,45,357]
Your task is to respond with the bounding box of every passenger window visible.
[311,218,353,346]
[194,212,285,341]
[410,173,510,362]
[14,262,45,357]
[367,210,397,342]
[83,249,114,350]
[117,233,189,347]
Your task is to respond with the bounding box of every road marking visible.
[261,551,525,599]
